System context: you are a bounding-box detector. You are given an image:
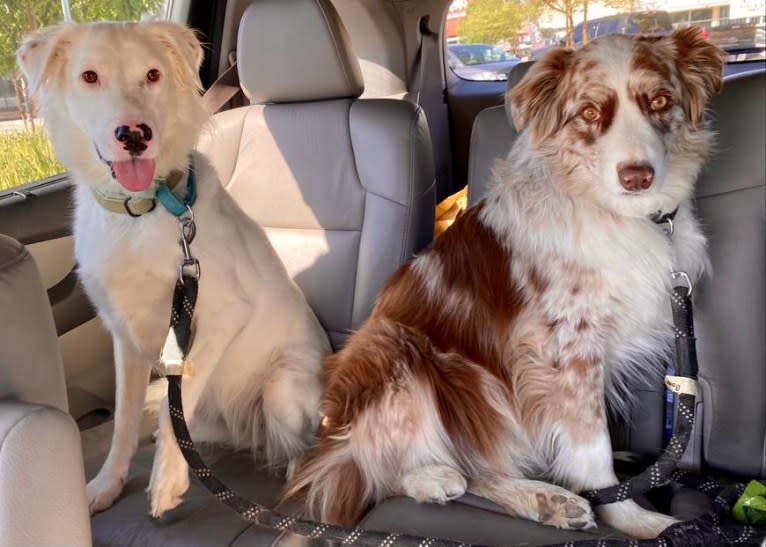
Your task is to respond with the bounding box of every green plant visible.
[458,0,540,45]
[0,127,63,191]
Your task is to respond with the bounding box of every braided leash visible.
[164,275,476,546]
[548,473,763,547]
[158,199,764,545]
[163,279,764,546]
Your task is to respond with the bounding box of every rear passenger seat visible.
[693,69,765,480]
[87,8,764,541]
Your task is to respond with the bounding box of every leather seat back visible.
[467,61,531,206]
[0,234,91,545]
[0,234,67,412]
[199,0,435,349]
[694,69,765,478]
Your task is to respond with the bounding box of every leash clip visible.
[661,216,674,236]
[179,258,201,281]
[671,270,693,297]
[177,205,200,282]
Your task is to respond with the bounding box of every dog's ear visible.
[671,26,726,126]
[143,22,204,90]
[508,48,574,141]
[17,24,75,96]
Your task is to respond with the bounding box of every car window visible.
[446,0,765,82]
[450,44,516,65]
[0,0,168,193]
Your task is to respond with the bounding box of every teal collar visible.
[157,161,197,217]
[90,158,196,217]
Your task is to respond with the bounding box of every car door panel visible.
[0,177,114,417]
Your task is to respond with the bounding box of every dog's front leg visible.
[87,336,151,513]
[148,302,248,517]
[553,371,677,539]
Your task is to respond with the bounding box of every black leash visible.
[160,205,764,546]
[164,282,475,546]
[160,203,472,546]
[549,472,762,546]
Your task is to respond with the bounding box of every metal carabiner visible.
[671,270,693,297]
[177,205,199,283]
[663,216,674,237]
[178,206,196,245]
[179,258,201,281]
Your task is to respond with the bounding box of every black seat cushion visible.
[88,446,713,546]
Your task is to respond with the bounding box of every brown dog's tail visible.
[283,438,372,527]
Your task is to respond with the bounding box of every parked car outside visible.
[447,43,520,81]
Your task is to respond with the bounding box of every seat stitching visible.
[400,106,421,263]
[315,0,355,92]
[221,108,249,191]
[0,405,64,458]
[0,243,28,272]
[228,518,257,547]
[696,183,764,200]
[346,100,365,330]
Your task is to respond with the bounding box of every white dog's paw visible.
[401,465,467,504]
[147,460,190,518]
[598,499,677,539]
[87,473,126,514]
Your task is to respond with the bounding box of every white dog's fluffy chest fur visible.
[74,188,181,356]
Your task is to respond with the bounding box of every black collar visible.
[650,207,678,225]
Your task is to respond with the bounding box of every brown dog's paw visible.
[536,491,596,530]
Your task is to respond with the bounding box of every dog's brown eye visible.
[82,70,98,84]
[581,106,601,122]
[650,94,670,111]
[146,69,161,83]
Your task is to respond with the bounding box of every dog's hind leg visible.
[261,346,324,475]
[469,472,596,530]
[87,336,152,513]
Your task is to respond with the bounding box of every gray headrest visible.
[504,61,534,123]
[237,0,364,103]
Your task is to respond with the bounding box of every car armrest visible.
[0,234,68,412]
[0,401,91,546]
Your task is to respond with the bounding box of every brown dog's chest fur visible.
[322,203,608,464]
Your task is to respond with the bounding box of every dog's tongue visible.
[111,158,156,192]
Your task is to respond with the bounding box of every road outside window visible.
[445,0,765,82]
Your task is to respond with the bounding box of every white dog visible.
[18,21,330,517]
[287,28,724,539]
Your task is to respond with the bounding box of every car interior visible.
[0,0,763,545]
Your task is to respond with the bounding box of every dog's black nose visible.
[617,162,655,192]
[114,123,152,156]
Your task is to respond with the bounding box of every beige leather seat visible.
[0,234,91,545]
[88,1,435,544]
[202,0,435,350]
